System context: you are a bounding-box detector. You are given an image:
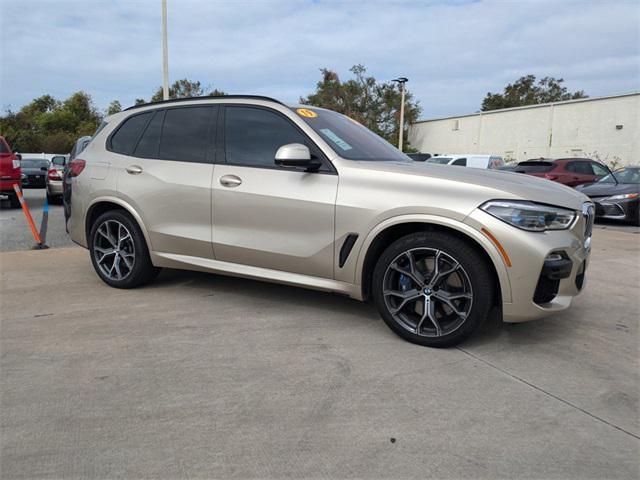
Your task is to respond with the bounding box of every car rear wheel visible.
[372,232,494,348]
[9,194,20,208]
[89,210,160,288]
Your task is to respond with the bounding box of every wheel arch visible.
[356,215,511,304]
[85,197,152,251]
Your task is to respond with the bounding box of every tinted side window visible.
[135,110,164,158]
[111,112,153,155]
[591,163,609,177]
[159,107,212,163]
[225,106,307,168]
[451,157,466,166]
[568,161,593,175]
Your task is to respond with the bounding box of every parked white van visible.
[425,154,504,170]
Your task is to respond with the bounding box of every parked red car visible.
[514,158,611,187]
[0,136,22,208]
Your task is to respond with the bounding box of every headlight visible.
[604,193,639,201]
[480,200,577,232]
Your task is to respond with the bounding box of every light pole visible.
[162,0,170,100]
[392,77,408,151]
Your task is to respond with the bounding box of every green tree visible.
[300,65,421,150]
[0,91,102,153]
[149,78,226,102]
[481,75,587,111]
[106,100,122,115]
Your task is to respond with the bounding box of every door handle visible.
[220,175,242,188]
[126,165,143,175]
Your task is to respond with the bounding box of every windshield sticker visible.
[296,108,317,118]
[320,128,353,151]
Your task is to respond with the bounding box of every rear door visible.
[115,106,217,259]
[211,105,337,278]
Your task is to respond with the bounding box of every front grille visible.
[582,203,595,250]
[595,202,625,217]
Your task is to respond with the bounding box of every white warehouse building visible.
[408,92,639,166]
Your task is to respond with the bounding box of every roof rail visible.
[123,94,285,111]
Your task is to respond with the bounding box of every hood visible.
[349,160,589,210]
[575,182,640,198]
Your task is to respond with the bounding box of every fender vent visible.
[339,234,359,268]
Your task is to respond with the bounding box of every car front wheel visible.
[89,210,160,288]
[372,231,494,348]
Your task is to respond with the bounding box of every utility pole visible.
[392,77,408,151]
[162,0,169,100]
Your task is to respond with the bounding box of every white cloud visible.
[1,0,638,118]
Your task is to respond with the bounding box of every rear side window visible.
[135,110,164,158]
[159,107,212,163]
[451,157,466,166]
[224,106,307,168]
[566,161,594,175]
[515,162,555,173]
[110,112,153,155]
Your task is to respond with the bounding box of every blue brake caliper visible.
[398,274,412,292]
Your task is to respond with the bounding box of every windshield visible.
[598,167,640,184]
[21,159,49,168]
[291,107,410,162]
[426,157,452,165]
[0,140,9,154]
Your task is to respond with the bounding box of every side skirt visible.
[150,251,364,300]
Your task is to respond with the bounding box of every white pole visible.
[162,0,169,100]
[398,83,406,151]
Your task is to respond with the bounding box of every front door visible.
[211,105,337,279]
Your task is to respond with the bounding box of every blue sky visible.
[1,0,639,119]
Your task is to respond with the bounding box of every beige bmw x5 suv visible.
[65,95,594,347]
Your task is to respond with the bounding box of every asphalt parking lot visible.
[1,189,639,479]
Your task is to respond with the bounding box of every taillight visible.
[48,168,61,180]
[68,158,86,177]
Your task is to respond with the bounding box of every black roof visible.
[124,94,285,111]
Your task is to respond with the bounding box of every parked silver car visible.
[65,96,594,347]
[46,155,68,203]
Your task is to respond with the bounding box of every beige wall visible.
[408,93,639,165]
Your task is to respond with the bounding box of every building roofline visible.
[124,94,285,111]
[413,91,640,124]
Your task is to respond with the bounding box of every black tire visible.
[46,191,61,205]
[88,210,160,288]
[9,194,20,208]
[372,231,495,348]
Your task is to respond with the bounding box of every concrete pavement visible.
[1,228,638,479]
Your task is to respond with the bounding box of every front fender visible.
[351,213,512,303]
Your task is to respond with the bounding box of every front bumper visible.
[594,198,639,222]
[465,206,592,323]
[22,174,46,188]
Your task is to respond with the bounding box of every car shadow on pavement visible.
[151,267,381,323]
[148,267,566,347]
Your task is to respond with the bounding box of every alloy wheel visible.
[93,220,136,281]
[383,248,473,337]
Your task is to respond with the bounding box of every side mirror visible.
[52,156,66,166]
[14,152,21,160]
[275,143,321,171]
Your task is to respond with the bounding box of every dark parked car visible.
[407,153,432,162]
[20,157,50,188]
[575,166,640,225]
[514,158,611,187]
